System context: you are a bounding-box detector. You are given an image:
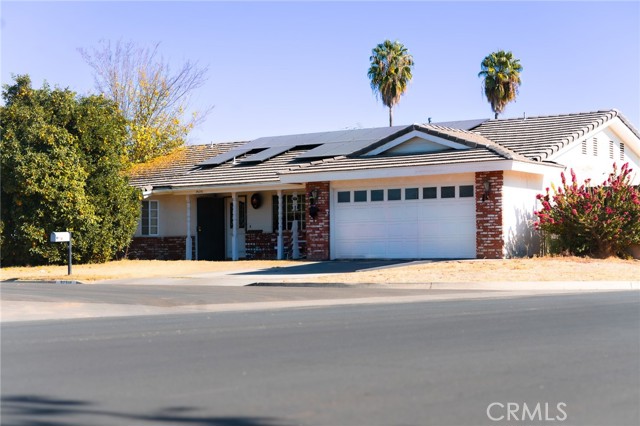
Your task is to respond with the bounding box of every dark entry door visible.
[197,197,225,260]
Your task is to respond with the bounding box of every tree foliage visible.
[478,50,522,119]
[368,40,414,127]
[534,163,640,258]
[79,40,211,163]
[1,75,140,266]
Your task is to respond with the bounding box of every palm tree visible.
[478,50,522,119]
[368,40,414,126]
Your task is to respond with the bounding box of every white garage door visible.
[333,185,476,259]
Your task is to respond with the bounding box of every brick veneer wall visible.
[128,236,194,260]
[476,171,504,259]
[305,181,331,260]
[245,229,307,260]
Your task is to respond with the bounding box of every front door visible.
[225,196,246,259]
[197,197,225,260]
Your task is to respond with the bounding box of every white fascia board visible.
[148,182,304,196]
[364,130,471,156]
[609,119,640,155]
[280,160,562,183]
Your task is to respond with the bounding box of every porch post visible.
[277,190,284,260]
[185,195,192,260]
[232,192,239,261]
[292,192,300,259]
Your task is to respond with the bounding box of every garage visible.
[332,183,476,259]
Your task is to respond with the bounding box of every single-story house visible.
[128,109,640,261]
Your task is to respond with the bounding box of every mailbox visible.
[50,232,71,243]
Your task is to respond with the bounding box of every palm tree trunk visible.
[389,107,393,127]
[494,112,498,119]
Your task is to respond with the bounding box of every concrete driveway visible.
[96,259,417,286]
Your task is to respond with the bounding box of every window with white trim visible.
[354,190,367,202]
[272,194,306,231]
[441,186,456,198]
[141,200,159,236]
[459,185,474,198]
[620,142,625,160]
[593,137,598,156]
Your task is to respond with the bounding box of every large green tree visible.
[79,40,212,163]
[368,40,414,127]
[478,50,522,119]
[0,75,140,266]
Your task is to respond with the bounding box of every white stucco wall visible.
[502,171,545,257]
[134,194,193,237]
[246,191,278,233]
[135,191,283,238]
[551,125,640,187]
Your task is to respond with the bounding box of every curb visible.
[3,280,639,291]
[426,281,640,291]
[254,281,640,291]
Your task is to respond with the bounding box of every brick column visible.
[305,181,330,260]
[476,171,504,259]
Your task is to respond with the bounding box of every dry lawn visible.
[0,260,302,283]
[296,257,640,284]
[1,257,638,284]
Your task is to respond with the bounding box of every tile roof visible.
[280,147,508,176]
[128,109,637,190]
[129,144,312,189]
[470,109,633,161]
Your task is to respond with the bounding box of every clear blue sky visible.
[2,1,639,144]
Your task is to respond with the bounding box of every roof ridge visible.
[490,109,618,122]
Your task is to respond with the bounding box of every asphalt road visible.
[2,291,639,426]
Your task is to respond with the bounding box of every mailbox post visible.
[50,232,72,275]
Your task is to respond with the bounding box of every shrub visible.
[534,163,640,258]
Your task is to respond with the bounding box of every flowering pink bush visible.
[534,163,640,258]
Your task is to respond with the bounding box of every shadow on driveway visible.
[231,260,423,276]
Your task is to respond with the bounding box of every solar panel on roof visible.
[240,145,294,163]
[245,125,407,153]
[296,127,408,159]
[197,147,254,166]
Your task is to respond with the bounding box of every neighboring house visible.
[128,109,640,261]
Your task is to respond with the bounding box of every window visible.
[423,187,437,199]
[620,143,625,160]
[388,189,401,201]
[371,189,384,202]
[581,140,587,155]
[354,190,367,202]
[272,194,306,231]
[593,138,598,156]
[459,185,474,198]
[141,200,159,236]
[337,191,351,203]
[405,188,419,200]
[441,186,455,198]
[229,199,246,229]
